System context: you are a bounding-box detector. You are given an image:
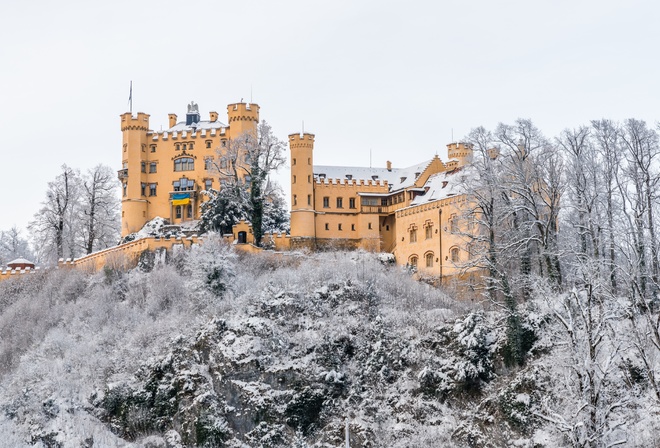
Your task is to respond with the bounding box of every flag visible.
[172,192,191,206]
[128,81,133,112]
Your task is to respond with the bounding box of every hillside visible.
[0,240,659,447]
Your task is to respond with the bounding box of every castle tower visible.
[227,102,260,138]
[119,112,150,237]
[447,142,473,168]
[289,133,316,239]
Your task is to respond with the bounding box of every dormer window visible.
[318,173,326,179]
[414,172,420,179]
[346,174,353,180]
[400,177,407,183]
[372,175,379,181]
[442,181,448,188]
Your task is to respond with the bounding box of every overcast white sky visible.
[1,0,659,234]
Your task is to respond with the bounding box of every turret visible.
[446,142,473,168]
[289,133,315,238]
[119,112,150,236]
[227,102,260,138]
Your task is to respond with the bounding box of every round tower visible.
[446,142,474,168]
[227,102,260,138]
[289,133,315,238]
[119,112,150,237]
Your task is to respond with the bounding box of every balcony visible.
[361,204,396,214]
[117,169,128,180]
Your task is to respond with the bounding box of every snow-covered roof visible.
[7,258,34,265]
[409,167,473,206]
[166,120,228,133]
[314,159,434,192]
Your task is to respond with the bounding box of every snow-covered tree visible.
[208,120,287,246]
[79,164,121,254]
[29,165,80,261]
[0,226,33,265]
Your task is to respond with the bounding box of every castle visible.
[289,133,475,279]
[119,102,259,237]
[118,101,476,280]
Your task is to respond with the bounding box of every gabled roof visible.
[314,157,441,192]
[409,166,474,206]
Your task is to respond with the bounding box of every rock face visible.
[1,250,656,447]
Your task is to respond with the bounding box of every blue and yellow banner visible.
[172,193,191,206]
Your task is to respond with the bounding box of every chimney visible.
[386,160,392,171]
[168,114,177,128]
[209,111,218,122]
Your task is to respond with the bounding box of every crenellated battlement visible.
[0,266,43,280]
[289,133,315,149]
[315,177,389,188]
[120,112,150,131]
[227,102,260,122]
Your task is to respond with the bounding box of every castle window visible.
[409,256,418,269]
[451,247,459,263]
[174,157,194,171]
[150,145,156,153]
[149,162,157,173]
[292,158,296,166]
[349,198,356,209]
[206,140,212,148]
[189,142,194,150]
[425,252,434,268]
[222,140,227,147]
[410,228,417,243]
[141,162,146,173]
[425,225,433,240]
[182,144,187,151]
[173,177,194,191]
[293,195,297,206]
[141,183,146,196]
[308,175,311,183]
[175,206,182,219]
[175,144,180,151]
[368,222,372,230]
[293,175,297,184]
[205,179,213,191]
[351,224,355,231]
[308,158,311,165]
[346,174,352,180]
[338,224,342,231]
[307,195,311,205]
[323,197,329,208]
[204,158,213,170]
[187,204,193,218]
[450,214,458,233]
[336,197,343,208]
[325,223,329,230]
[414,172,420,179]
[122,183,127,197]
[149,183,157,196]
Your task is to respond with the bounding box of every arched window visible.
[409,227,417,243]
[450,247,460,263]
[409,255,418,269]
[174,157,194,171]
[425,252,434,268]
[206,140,212,148]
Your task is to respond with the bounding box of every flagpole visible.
[129,81,133,114]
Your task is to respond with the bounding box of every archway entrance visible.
[237,231,247,244]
